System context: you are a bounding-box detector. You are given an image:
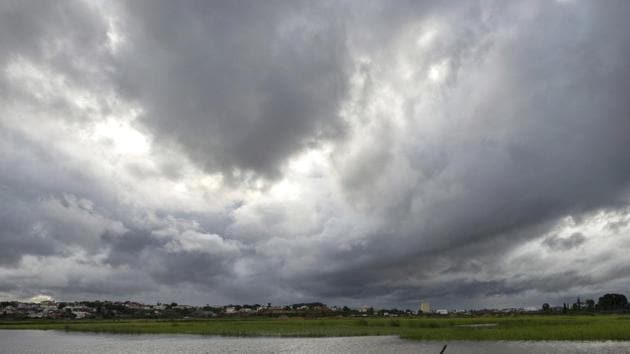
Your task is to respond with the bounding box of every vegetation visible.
[597,294,628,311]
[3,315,630,341]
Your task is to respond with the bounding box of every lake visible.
[2,330,630,353]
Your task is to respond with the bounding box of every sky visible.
[1,0,630,310]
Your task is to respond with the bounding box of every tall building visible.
[419,302,431,314]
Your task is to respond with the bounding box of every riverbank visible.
[2,315,630,341]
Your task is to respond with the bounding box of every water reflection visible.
[1,330,630,353]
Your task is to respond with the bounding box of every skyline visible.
[4,293,620,314]
[1,0,630,310]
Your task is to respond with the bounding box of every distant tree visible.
[170,302,178,308]
[367,307,374,315]
[542,303,550,312]
[597,293,628,311]
[562,303,568,313]
[585,299,595,311]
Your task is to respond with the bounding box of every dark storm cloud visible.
[113,1,350,178]
[312,0,630,301]
[275,222,551,304]
[101,226,242,287]
[2,0,630,308]
[0,128,120,265]
[0,188,57,265]
[101,229,163,267]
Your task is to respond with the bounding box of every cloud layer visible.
[1,0,630,309]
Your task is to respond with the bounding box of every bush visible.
[355,319,368,326]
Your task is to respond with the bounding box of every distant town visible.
[2,293,628,320]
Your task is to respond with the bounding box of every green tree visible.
[542,303,550,312]
[597,293,628,311]
[585,299,595,311]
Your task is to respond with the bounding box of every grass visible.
[1,315,630,341]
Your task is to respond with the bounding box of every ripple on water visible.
[2,330,630,354]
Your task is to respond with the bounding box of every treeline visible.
[542,293,629,313]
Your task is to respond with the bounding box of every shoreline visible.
[2,315,630,341]
[5,329,630,344]
[4,329,630,343]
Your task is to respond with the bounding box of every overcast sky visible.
[1,0,630,310]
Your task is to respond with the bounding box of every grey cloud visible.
[0,130,124,265]
[2,0,630,309]
[0,1,115,119]
[60,271,159,298]
[0,122,239,295]
[102,226,242,287]
[329,0,630,272]
[543,232,587,251]
[113,1,350,179]
[101,229,163,267]
[0,189,58,265]
[148,250,236,286]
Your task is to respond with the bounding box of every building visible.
[436,309,448,315]
[419,302,431,314]
[72,311,91,319]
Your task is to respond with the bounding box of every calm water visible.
[2,330,630,353]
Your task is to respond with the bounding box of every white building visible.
[72,311,91,319]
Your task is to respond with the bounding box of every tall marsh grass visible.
[2,315,630,341]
